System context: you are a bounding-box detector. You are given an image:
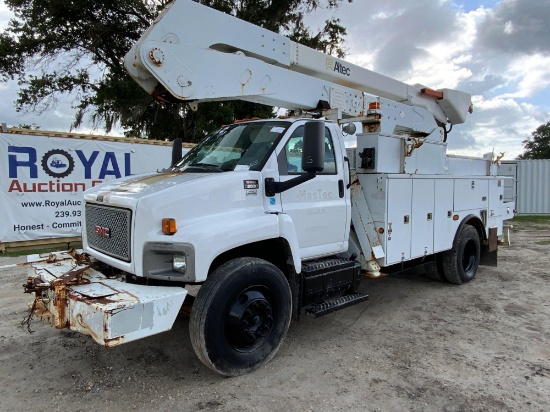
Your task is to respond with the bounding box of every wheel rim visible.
[226,289,274,351]
[462,239,477,273]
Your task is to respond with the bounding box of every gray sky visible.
[2,0,550,159]
[305,0,550,159]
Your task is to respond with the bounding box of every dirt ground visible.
[1,220,549,412]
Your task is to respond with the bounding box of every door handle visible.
[344,156,351,189]
[338,180,344,198]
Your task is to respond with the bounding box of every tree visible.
[518,122,550,159]
[16,123,40,130]
[0,0,350,142]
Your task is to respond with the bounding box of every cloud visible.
[0,2,13,31]
[0,78,123,136]
[498,55,550,99]
[477,0,550,55]
[448,96,548,158]
[0,79,70,129]
[333,1,490,92]
[1,0,550,160]
[325,0,550,159]
[372,38,429,78]
[460,74,505,95]
[331,0,460,78]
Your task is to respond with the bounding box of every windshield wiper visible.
[189,163,224,172]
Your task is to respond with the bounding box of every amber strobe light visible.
[162,218,177,235]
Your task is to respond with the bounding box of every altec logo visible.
[326,58,351,76]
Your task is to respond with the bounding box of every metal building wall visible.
[501,160,550,215]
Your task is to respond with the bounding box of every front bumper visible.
[24,251,187,347]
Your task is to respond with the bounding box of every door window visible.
[279,126,337,175]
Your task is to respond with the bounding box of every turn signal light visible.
[162,218,177,235]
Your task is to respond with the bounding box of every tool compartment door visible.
[385,178,412,265]
[433,179,455,253]
[411,179,434,259]
[454,178,489,211]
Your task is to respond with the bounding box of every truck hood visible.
[83,172,209,208]
[82,169,268,276]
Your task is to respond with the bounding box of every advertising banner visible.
[1,132,186,243]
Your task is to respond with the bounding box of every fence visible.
[1,127,192,250]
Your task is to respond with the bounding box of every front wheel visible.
[442,225,480,285]
[190,258,291,376]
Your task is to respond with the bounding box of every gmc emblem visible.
[94,226,111,238]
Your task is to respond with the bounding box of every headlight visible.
[143,242,195,281]
[173,255,187,273]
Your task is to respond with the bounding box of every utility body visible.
[24,0,514,375]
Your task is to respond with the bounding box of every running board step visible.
[305,292,369,318]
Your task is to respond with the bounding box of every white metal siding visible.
[501,160,550,214]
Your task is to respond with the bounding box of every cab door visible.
[276,123,349,259]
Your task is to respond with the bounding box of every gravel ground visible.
[0,220,548,412]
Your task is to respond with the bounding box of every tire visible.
[190,257,292,376]
[424,255,445,282]
[442,225,480,285]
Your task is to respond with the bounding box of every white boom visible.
[125,0,472,133]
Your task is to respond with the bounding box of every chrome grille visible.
[85,204,132,262]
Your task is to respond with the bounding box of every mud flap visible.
[480,227,498,267]
[25,252,187,347]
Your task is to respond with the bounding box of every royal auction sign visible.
[1,130,183,243]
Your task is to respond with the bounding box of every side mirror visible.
[264,120,326,197]
[302,120,325,173]
[171,137,183,167]
[342,122,357,135]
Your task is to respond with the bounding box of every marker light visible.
[421,87,444,100]
[367,101,381,116]
[162,218,177,235]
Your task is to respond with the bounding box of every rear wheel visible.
[190,257,291,376]
[442,225,480,285]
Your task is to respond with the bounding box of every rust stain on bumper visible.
[24,251,187,347]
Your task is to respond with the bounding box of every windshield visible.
[174,121,290,172]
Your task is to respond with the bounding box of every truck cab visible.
[83,118,351,283]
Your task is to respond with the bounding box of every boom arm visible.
[125,0,472,133]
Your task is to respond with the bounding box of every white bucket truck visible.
[24,0,513,375]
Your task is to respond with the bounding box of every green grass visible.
[511,215,550,223]
[1,243,82,258]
